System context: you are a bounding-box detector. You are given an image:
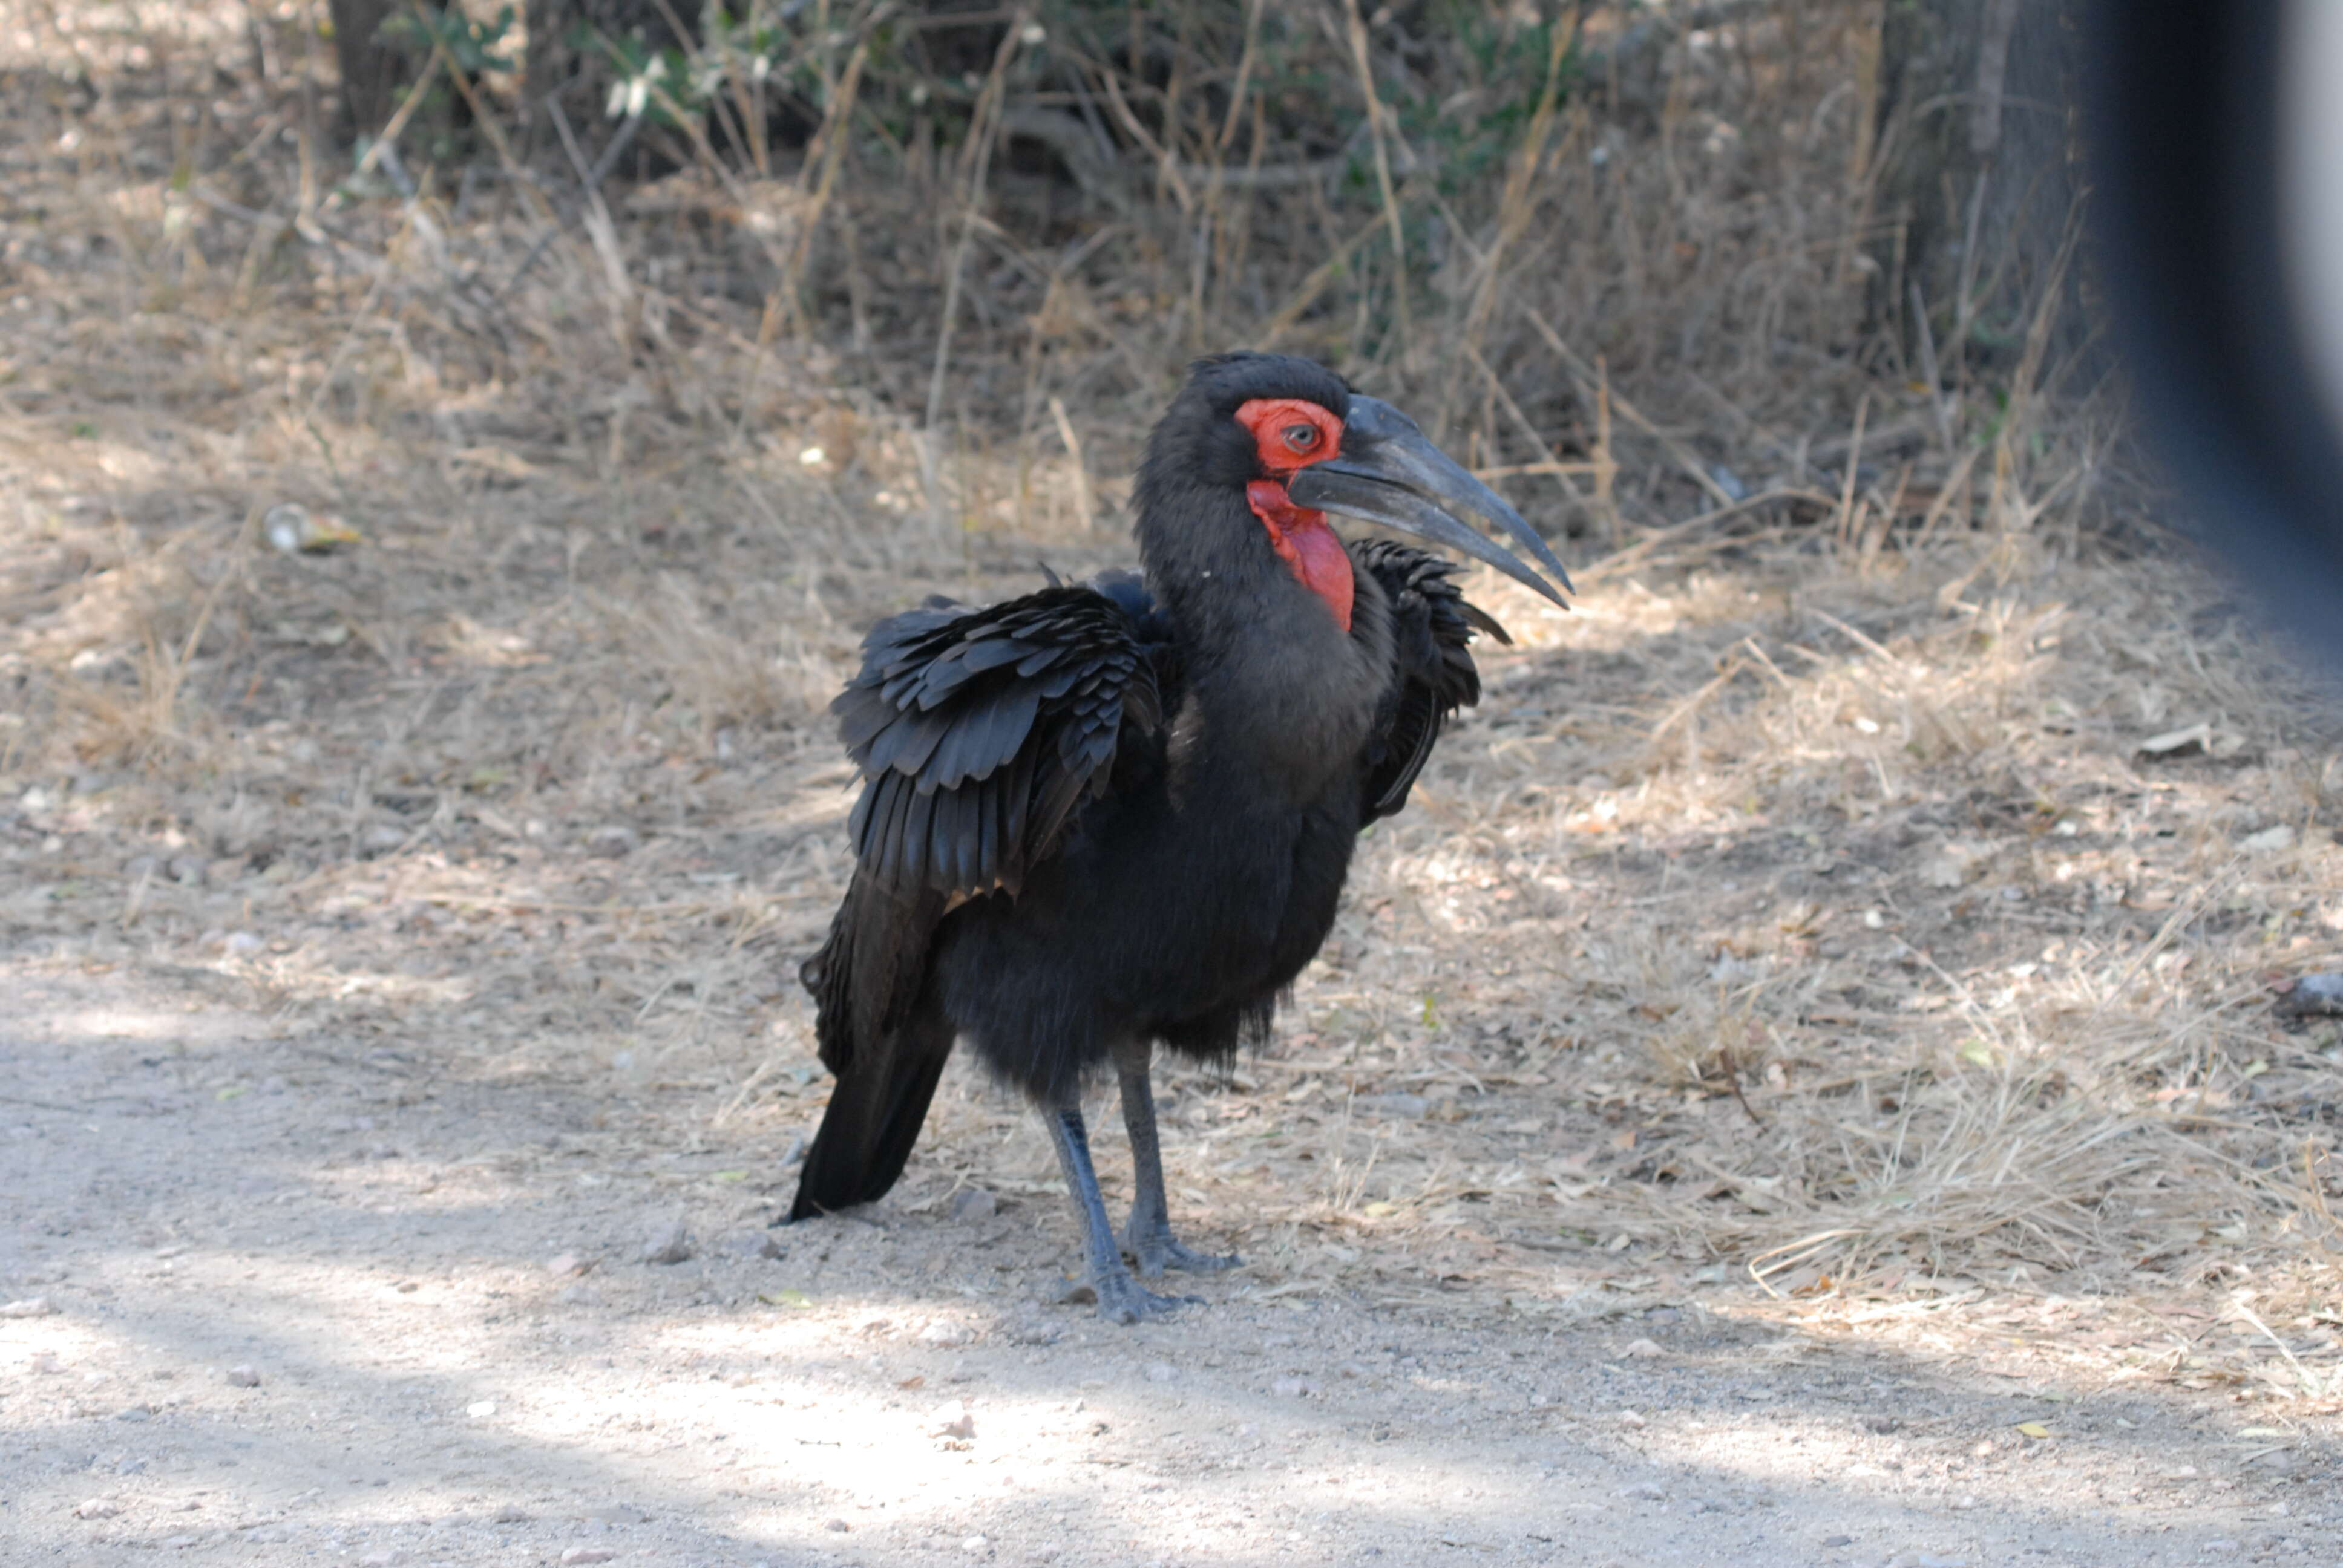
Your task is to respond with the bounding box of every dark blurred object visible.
[2274,972,2343,1019]
[329,0,422,140]
[2086,3,2343,671]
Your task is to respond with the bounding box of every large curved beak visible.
[1286,395,1575,608]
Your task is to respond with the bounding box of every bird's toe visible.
[1160,1240,1242,1275]
[1125,1227,1241,1277]
[1082,1270,1197,1322]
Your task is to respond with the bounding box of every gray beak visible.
[1286,395,1575,607]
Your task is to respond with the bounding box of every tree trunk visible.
[328,0,414,141]
[1876,0,2092,379]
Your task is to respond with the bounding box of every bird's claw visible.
[1058,1270,1200,1323]
[1123,1226,1243,1278]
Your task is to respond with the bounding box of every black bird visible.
[788,353,1572,1321]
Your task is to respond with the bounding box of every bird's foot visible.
[1123,1224,1243,1279]
[1057,1268,1199,1324]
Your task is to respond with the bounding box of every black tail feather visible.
[788,1009,954,1221]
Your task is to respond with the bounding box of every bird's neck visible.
[1153,551,1392,806]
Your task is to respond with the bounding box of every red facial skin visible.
[1233,397,1354,632]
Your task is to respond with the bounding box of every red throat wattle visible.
[1247,480,1355,632]
[1234,396,1355,632]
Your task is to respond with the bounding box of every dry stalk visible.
[1340,0,1411,359]
[921,13,1029,529]
[1437,7,1578,436]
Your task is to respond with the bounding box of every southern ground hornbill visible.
[788,353,1573,1321]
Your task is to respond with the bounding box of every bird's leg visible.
[1113,1039,1242,1278]
[1044,1101,1194,1324]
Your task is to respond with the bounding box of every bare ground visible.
[8,507,2343,1563]
[3,957,2338,1568]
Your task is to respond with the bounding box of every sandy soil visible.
[4,956,2335,1568]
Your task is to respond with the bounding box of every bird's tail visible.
[788,1008,954,1220]
[787,872,953,1222]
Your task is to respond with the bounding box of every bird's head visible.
[1135,353,1573,634]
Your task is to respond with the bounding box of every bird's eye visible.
[1283,424,1320,452]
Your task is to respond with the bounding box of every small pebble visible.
[1884,1555,1968,1568]
[559,1551,618,1566]
[961,1536,989,1555]
[357,1551,401,1567]
[223,931,264,957]
[586,825,639,859]
[2,1296,58,1318]
[1270,1376,1316,1397]
[640,1213,693,1266]
[1616,1410,1647,1428]
[1619,1482,1666,1501]
[113,1406,151,1422]
[30,1351,65,1374]
[546,1252,592,1277]
[949,1188,998,1222]
[1948,1495,1978,1510]
[928,1399,977,1440]
[1145,1362,1179,1383]
[74,1498,120,1519]
[1821,1535,1853,1548]
[822,1518,853,1533]
[1620,1338,1665,1359]
[224,1365,261,1388]
[466,1400,497,1418]
[492,1504,529,1523]
[718,1231,784,1261]
[920,1319,975,1348]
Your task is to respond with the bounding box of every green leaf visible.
[215,1085,250,1101]
[758,1289,811,1308]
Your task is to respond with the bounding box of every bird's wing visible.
[1351,538,1511,824]
[803,581,1163,1075]
[837,581,1163,900]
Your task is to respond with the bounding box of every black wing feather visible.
[1351,538,1510,824]
[804,580,1165,1068]
[791,579,1167,1222]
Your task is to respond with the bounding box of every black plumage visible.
[788,353,1572,1321]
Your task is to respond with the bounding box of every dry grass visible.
[4,0,2342,1414]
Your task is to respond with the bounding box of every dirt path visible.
[3,959,2328,1568]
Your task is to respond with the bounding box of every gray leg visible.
[1044,1102,1194,1323]
[1113,1040,1242,1278]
